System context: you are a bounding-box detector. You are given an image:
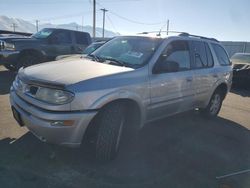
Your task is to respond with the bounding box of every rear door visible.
[46,30,73,59]
[190,40,217,107]
[148,39,195,121]
[72,32,91,54]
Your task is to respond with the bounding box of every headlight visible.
[4,42,15,50]
[35,87,74,105]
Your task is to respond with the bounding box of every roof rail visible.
[178,32,219,42]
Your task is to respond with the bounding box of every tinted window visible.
[158,40,191,72]
[54,31,72,44]
[212,43,231,65]
[193,41,208,68]
[205,43,214,67]
[75,32,90,45]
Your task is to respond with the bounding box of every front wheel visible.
[91,103,126,161]
[201,90,223,117]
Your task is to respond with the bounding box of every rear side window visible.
[211,43,231,66]
[205,43,214,67]
[192,41,214,68]
[54,31,72,44]
[75,32,91,45]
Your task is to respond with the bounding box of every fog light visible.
[51,120,75,126]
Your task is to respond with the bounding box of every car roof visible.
[121,32,220,43]
[42,28,89,34]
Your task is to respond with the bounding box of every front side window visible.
[155,40,191,73]
[211,43,231,66]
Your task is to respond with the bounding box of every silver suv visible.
[10,33,232,161]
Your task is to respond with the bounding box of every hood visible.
[19,58,133,86]
[55,54,83,61]
[2,37,39,44]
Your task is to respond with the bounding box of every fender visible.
[90,89,148,128]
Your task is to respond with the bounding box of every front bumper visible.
[10,89,97,147]
[0,50,20,65]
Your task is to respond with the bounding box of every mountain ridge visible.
[0,15,119,37]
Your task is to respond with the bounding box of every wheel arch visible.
[18,49,45,61]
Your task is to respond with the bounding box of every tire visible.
[201,89,223,117]
[16,54,42,70]
[91,102,126,161]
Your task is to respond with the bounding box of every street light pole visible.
[100,8,108,38]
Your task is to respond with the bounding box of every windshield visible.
[91,36,162,68]
[231,53,250,64]
[31,28,54,39]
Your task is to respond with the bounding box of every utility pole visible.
[93,0,96,39]
[100,8,108,38]
[11,23,18,32]
[166,19,170,35]
[82,16,84,31]
[35,20,39,32]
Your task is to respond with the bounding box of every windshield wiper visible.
[102,57,128,67]
[86,54,102,62]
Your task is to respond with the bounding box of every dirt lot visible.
[0,65,249,188]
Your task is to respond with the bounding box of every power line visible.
[106,14,118,34]
[96,1,164,26]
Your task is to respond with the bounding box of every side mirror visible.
[153,60,179,74]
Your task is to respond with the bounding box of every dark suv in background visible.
[0,28,91,70]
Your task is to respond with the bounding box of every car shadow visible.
[0,112,249,188]
[0,67,16,95]
[231,88,250,97]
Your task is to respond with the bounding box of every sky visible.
[1,0,250,41]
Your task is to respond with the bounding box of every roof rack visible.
[178,32,219,42]
[137,31,219,42]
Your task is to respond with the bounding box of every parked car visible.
[55,41,106,61]
[230,53,250,89]
[0,28,91,70]
[10,33,232,161]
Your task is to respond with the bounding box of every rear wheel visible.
[88,102,126,161]
[201,90,223,117]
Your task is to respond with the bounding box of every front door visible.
[46,30,73,59]
[148,40,195,121]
